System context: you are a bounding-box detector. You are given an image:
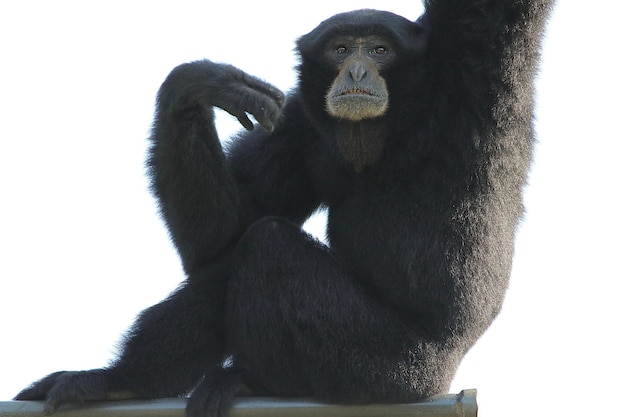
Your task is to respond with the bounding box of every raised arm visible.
[421,0,555,135]
[423,0,555,72]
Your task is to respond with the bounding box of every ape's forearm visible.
[422,0,555,76]
[148,62,244,274]
[420,0,554,141]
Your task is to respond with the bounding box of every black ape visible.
[16,2,554,417]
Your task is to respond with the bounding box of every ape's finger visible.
[236,113,255,131]
[43,399,60,416]
[242,73,285,109]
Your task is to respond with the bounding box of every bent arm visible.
[149,61,318,274]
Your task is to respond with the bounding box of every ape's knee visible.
[239,216,300,249]
[229,215,325,299]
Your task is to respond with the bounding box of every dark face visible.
[324,35,394,121]
[296,9,427,171]
[297,9,426,125]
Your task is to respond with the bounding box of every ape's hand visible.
[14,369,112,415]
[158,60,285,132]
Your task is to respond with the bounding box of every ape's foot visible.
[15,369,111,415]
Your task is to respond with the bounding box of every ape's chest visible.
[326,192,437,279]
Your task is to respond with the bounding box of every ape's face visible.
[297,9,426,123]
[323,35,393,121]
[295,10,427,171]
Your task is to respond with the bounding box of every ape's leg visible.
[110,265,229,397]
[224,217,460,404]
[15,261,229,414]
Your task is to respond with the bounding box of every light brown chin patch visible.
[326,93,389,121]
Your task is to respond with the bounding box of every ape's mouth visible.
[339,88,375,96]
[326,87,389,121]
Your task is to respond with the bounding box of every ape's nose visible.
[349,61,367,82]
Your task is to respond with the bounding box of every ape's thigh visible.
[225,217,455,402]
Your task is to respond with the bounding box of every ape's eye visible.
[373,46,387,54]
[335,46,349,54]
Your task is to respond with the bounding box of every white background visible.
[1,1,625,416]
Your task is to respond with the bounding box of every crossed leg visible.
[16,217,459,415]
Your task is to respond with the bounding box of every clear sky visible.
[1,1,624,416]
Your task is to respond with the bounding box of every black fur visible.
[15,2,554,416]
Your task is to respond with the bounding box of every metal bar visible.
[0,389,477,417]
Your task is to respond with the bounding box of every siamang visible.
[16,1,554,417]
